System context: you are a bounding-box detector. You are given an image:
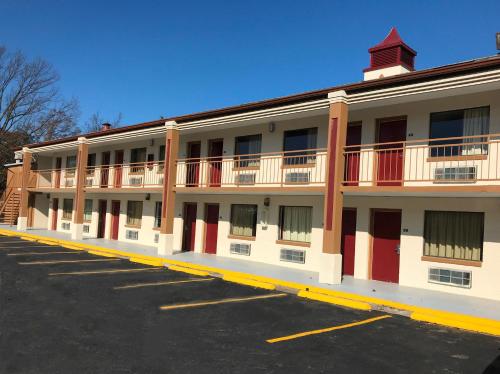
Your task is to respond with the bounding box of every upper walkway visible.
[1,224,499,322]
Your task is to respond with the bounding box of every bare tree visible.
[83,111,123,133]
[0,47,80,142]
[0,46,80,191]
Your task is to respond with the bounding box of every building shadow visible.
[483,354,500,373]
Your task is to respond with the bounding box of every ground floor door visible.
[110,200,120,240]
[51,198,58,230]
[97,200,107,239]
[204,203,219,254]
[341,208,357,276]
[371,209,402,283]
[182,203,197,252]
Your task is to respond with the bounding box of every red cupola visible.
[363,28,417,80]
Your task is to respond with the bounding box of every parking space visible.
[0,235,499,373]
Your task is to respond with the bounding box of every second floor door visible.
[376,118,407,186]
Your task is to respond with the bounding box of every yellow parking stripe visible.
[159,293,288,311]
[113,278,214,290]
[49,268,163,276]
[266,315,392,344]
[18,259,121,265]
[7,251,82,256]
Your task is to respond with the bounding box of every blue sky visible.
[1,0,499,127]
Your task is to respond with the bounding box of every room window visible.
[283,127,317,165]
[423,211,484,262]
[62,199,73,220]
[230,204,257,237]
[279,206,312,243]
[86,153,96,176]
[83,199,93,222]
[65,155,77,176]
[126,201,143,227]
[154,202,162,228]
[130,147,147,173]
[429,106,489,157]
[234,134,262,168]
[158,145,166,171]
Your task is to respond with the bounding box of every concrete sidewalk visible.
[1,224,500,334]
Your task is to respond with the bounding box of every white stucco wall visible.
[344,196,500,301]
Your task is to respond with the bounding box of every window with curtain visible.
[283,128,318,165]
[230,204,257,237]
[62,199,73,220]
[429,106,489,157]
[126,201,143,227]
[279,206,312,243]
[423,211,484,261]
[234,134,262,168]
[154,201,162,228]
[83,199,93,222]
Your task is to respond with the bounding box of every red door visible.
[186,142,201,187]
[344,125,362,186]
[376,119,406,186]
[371,210,401,283]
[182,203,197,251]
[208,140,223,187]
[341,208,357,276]
[110,201,120,240]
[101,151,111,187]
[97,200,107,239]
[114,150,124,187]
[51,198,59,230]
[54,157,62,188]
[204,204,219,254]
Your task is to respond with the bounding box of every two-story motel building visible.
[3,29,500,301]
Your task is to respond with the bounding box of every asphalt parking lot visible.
[0,235,499,374]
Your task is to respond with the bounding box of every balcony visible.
[342,133,500,193]
[28,162,165,192]
[29,168,77,190]
[174,149,327,193]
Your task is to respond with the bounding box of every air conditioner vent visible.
[230,243,251,256]
[61,222,71,230]
[428,268,471,288]
[130,177,143,186]
[235,173,255,185]
[83,225,90,233]
[64,179,74,187]
[285,172,310,184]
[126,230,139,240]
[434,167,476,183]
[85,178,93,187]
[154,233,159,243]
[280,248,305,264]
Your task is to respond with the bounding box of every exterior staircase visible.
[0,190,20,225]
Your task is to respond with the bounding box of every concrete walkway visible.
[2,224,500,322]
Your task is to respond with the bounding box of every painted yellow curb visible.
[130,257,164,267]
[298,290,372,311]
[411,312,500,336]
[20,236,37,242]
[168,265,210,277]
[61,244,85,251]
[223,275,276,290]
[87,250,118,258]
[37,239,58,246]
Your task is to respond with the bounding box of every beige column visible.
[17,148,32,231]
[158,121,179,255]
[319,90,348,284]
[71,137,88,240]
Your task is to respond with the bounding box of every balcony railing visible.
[175,149,327,189]
[342,133,500,188]
[85,161,164,188]
[29,168,77,189]
[28,162,165,190]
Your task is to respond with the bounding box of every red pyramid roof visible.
[369,27,417,55]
